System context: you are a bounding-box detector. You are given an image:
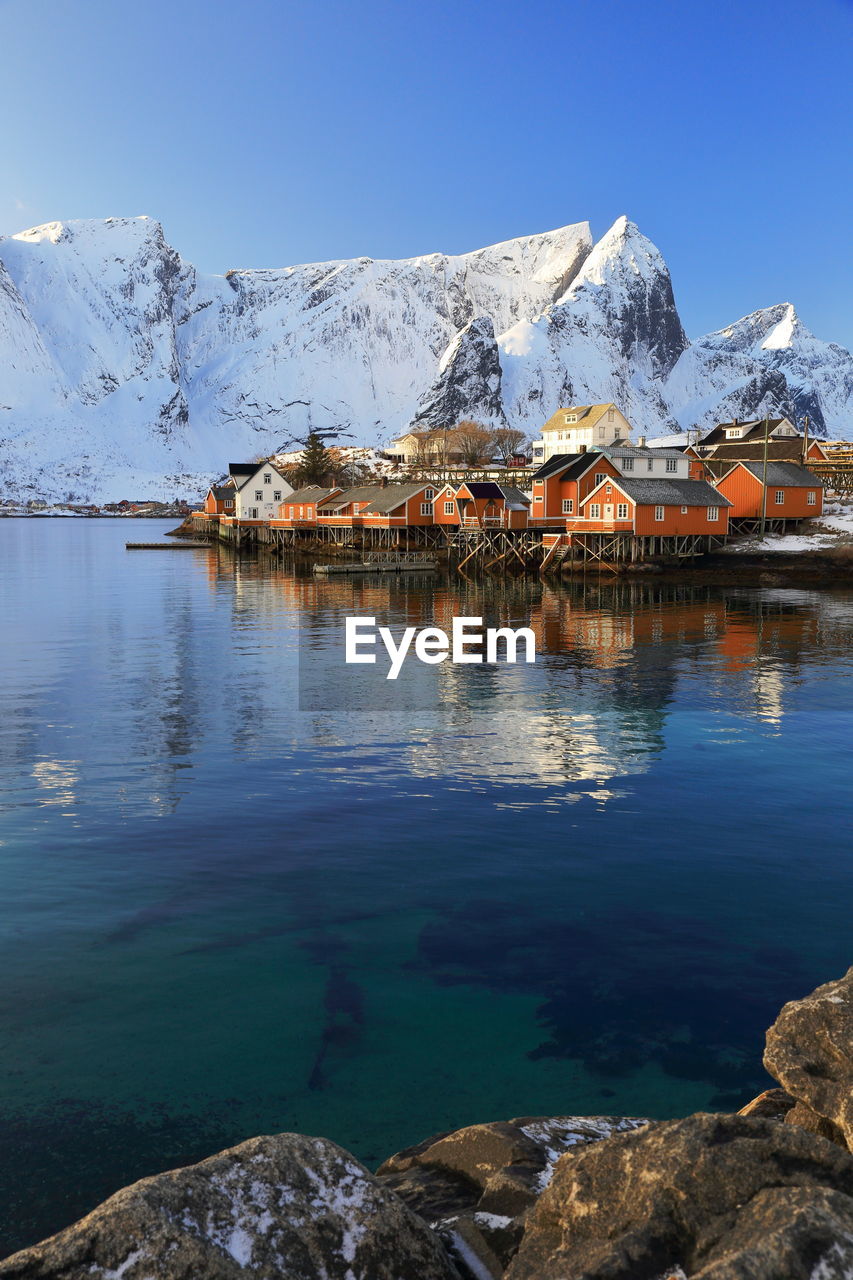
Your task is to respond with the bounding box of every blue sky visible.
[2,0,851,345]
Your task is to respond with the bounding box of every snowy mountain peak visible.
[561,216,667,298]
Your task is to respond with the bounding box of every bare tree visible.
[452,421,492,466]
[489,428,529,465]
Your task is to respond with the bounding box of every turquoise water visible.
[2,518,853,1254]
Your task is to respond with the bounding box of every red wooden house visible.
[454,482,531,528]
[530,453,621,524]
[712,461,824,523]
[571,476,731,536]
[358,483,446,528]
[202,484,236,516]
[274,486,342,527]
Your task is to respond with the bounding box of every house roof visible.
[360,484,435,514]
[600,445,685,461]
[699,418,794,446]
[228,463,256,482]
[704,440,819,463]
[210,485,233,500]
[281,486,340,505]
[541,403,617,435]
[585,477,732,507]
[458,482,505,499]
[319,485,393,512]
[498,485,531,509]
[531,452,599,481]
[721,461,827,489]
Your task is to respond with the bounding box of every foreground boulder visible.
[0,1133,461,1280]
[765,965,853,1150]
[507,1113,853,1280]
[377,1115,648,1275]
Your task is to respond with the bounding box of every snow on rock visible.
[0,212,850,502]
[0,1132,461,1280]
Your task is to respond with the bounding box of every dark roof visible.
[459,482,505,499]
[705,440,818,463]
[531,453,598,481]
[210,485,233,500]
[360,484,435,514]
[228,463,256,480]
[281,486,340,504]
[586,477,732,507]
[725,461,826,489]
[601,445,685,460]
[699,418,793,446]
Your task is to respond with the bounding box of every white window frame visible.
[707,506,719,521]
[681,505,688,514]
[647,458,654,471]
[589,503,601,519]
[273,490,282,501]
[254,490,263,501]
[299,506,304,518]
[616,502,628,520]
[263,473,272,484]
[665,458,677,473]
[562,498,574,514]
[444,501,455,515]
[594,472,607,486]
[420,502,433,516]
[424,488,434,500]
[775,490,785,505]
[622,457,634,471]
[655,505,665,521]
[807,491,816,505]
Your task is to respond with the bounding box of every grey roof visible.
[210,485,233,500]
[360,484,435,514]
[586,477,732,507]
[498,485,532,509]
[699,418,793,446]
[280,486,340,504]
[319,485,395,512]
[600,445,685,461]
[730,461,826,489]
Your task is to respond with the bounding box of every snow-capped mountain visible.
[0,214,849,501]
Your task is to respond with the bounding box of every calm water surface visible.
[2,518,853,1253]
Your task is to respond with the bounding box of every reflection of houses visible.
[711,461,825,529]
[530,404,632,465]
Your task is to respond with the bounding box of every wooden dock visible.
[313,560,437,575]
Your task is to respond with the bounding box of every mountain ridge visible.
[0,214,849,501]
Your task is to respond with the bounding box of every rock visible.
[737,1087,796,1120]
[376,1115,647,1275]
[437,1217,504,1280]
[0,1133,461,1280]
[507,1112,853,1280]
[786,1100,849,1147]
[764,966,853,1150]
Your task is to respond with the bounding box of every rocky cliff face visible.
[0,214,850,502]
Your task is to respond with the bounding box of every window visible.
[566,414,577,423]
[225,499,233,508]
[263,473,271,484]
[562,498,574,514]
[647,458,654,471]
[273,490,282,501]
[598,426,606,438]
[424,488,434,499]
[707,506,719,521]
[608,408,615,419]
[622,457,634,471]
[617,503,628,519]
[807,491,816,505]
[299,506,304,518]
[775,490,785,505]
[655,505,665,521]
[444,501,455,515]
[533,495,543,503]
[589,503,601,519]
[605,484,612,494]
[594,472,606,486]
[420,503,433,516]
[665,459,677,473]
[681,505,688,514]
[254,490,263,501]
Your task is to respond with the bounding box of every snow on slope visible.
[0,214,850,502]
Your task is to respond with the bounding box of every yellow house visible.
[531,403,633,463]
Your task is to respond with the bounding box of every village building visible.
[203,485,235,516]
[317,484,405,525]
[274,487,342,527]
[711,461,825,526]
[571,475,731,536]
[530,445,688,524]
[384,431,464,466]
[358,483,447,527]
[229,461,294,521]
[453,482,531,528]
[697,416,800,448]
[530,404,632,464]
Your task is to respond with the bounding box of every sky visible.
[1,0,851,346]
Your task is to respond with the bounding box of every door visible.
[604,503,614,520]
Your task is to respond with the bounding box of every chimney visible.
[381,475,389,488]
[638,435,646,448]
[579,444,587,454]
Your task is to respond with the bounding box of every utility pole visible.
[759,413,770,539]
[802,414,809,464]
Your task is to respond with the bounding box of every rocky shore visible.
[2,968,852,1279]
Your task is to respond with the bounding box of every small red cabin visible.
[529,453,620,524]
[203,485,236,516]
[454,482,530,529]
[573,476,731,536]
[713,461,824,522]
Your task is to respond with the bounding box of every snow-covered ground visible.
[722,497,853,553]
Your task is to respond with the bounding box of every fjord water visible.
[2,519,853,1254]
